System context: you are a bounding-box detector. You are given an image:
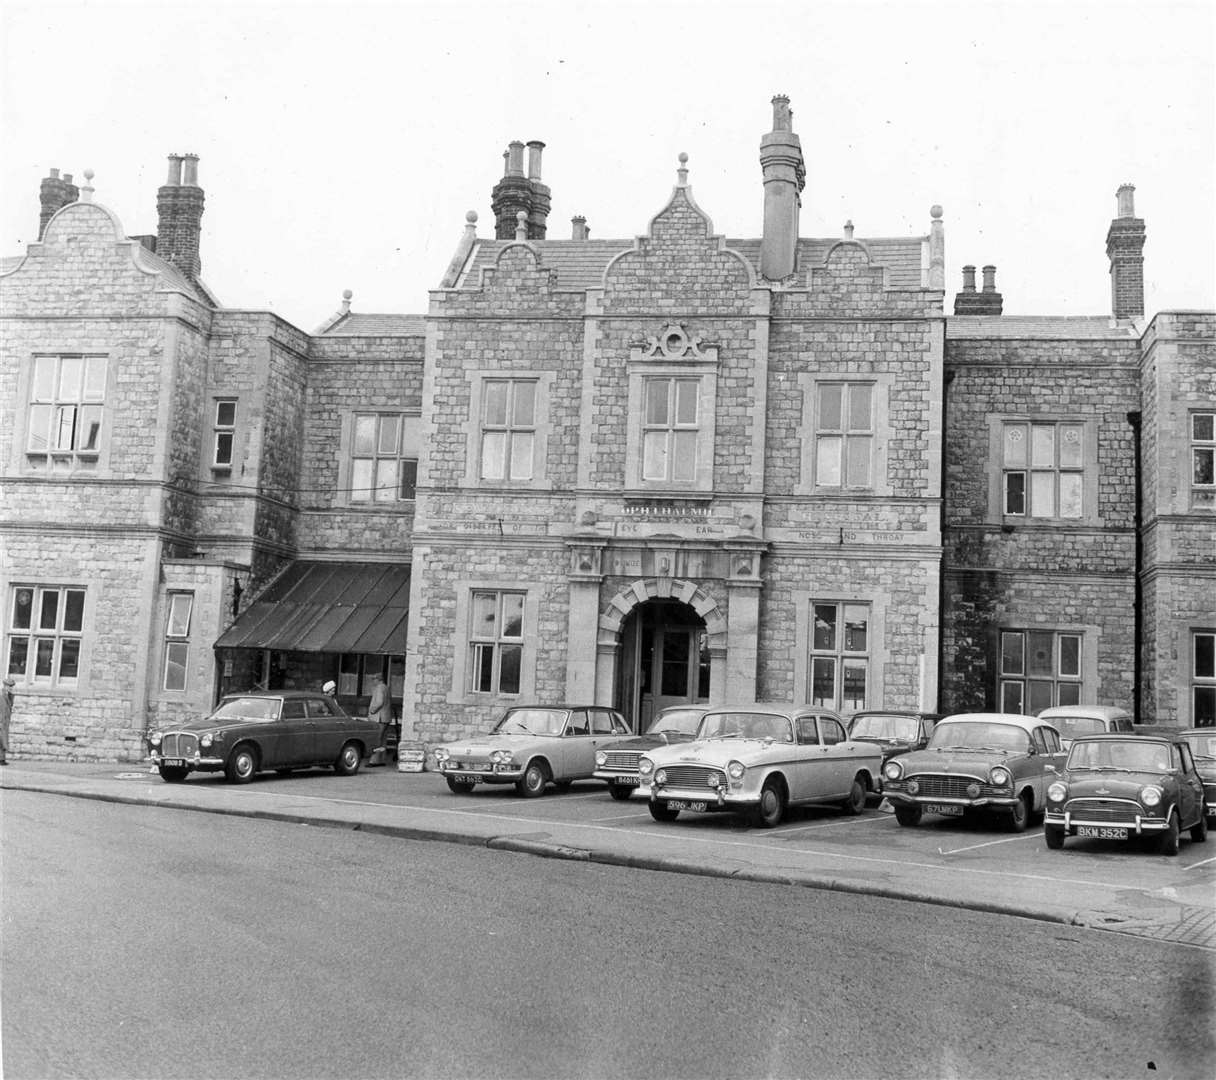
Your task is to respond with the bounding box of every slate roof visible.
[946,316,1139,340]
[317,312,428,336]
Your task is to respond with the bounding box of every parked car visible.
[432,704,632,797]
[1043,732,1208,855]
[1177,728,1216,824]
[638,704,882,828]
[1037,704,1134,749]
[881,712,1066,831]
[846,710,940,790]
[593,705,710,800]
[147,690,381,783]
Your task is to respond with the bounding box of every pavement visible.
[4,758,1216,952]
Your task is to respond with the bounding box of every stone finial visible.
[80,169,95,202]
[677,152,689,187]
[514,210,528,240]
[928,205,945,290]
[843,220,854,240]
[340,289,352,314]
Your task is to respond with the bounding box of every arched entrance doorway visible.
[618,599,709,732]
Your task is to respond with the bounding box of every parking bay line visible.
[939,834,1043,855]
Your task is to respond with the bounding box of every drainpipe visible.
[940,368,956,714]
[1126,411,1143,724]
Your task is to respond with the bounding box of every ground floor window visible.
[809,601,869,711]
[1194,631,1216,727]
[5,585,85,685]
[338,653,391,697]
[999,629,1081,714]
[469,590,524,695]
[162,593,193,691]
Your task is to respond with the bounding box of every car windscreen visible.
[493,708,567,736]
[1181,733,1216,760]
[646,710,705,736]
[850,714,920,741]
[1067,739,1171,772]
[212,698,280,721]
[1050,716,1106,740]
[927,722,1028,751]
[697,712,793,742]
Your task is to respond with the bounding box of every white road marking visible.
[939,834,1043,855]
[1184,854,1216,871]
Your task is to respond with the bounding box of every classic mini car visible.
[881,712,1066,831]
[1178,728,1216,824]
[433,704,632,797]
[593,705,710,800]
[638,704,882,828]
[147,690,382,783]
[1037,704,1134,749]
[846,710,940,787]
[1044,733,1208,854]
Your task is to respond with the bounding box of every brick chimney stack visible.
[759,94,805,281]
[1106,183,1145,319]
[156,153,206,281]
[953,264,1003,315]
[492,140,552,240]
[38,168,80,238]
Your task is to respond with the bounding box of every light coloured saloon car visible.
[638,704,882,827]
[433,704,632,797]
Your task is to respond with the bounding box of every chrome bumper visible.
[149,752,224,769]
[1044,810,1168,834]
[884,791,1019,809]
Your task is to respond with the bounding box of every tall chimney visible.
[38,167,80,238]
[759,95,806,281]
[571,216,588,241]
[156,152,205,280]
[492,140,550,240]
[526,140,550,239]
[953,264,1003,315]
[1106,183,1145,319]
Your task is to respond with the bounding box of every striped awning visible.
[215,562,409,655]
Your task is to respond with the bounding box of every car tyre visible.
[225,744,258,784]
[894,805,922,827]
[516,761,549,798]
[1190,809,1208,843]
[1044,825,1066,850]
[649,800,680,822]
[1158,809,1181,856]
[842,774,866,815]
[607,782,634,801]
[1007,792,1031,832]
[445,776,475,794]
[158,765,189,783]
[334,742,362,776]
[751,778,786,828]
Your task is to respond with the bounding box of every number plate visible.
[448,773,480,784]
[613,775,640,785]
[666,799,708,812]
[1077,825,1128,839]
[924,803,964,817]
[162,759,185,767]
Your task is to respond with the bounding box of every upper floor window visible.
[27,355,108,470]
[1002,421,1084,519]
[162,593,193,692]
[999,629,1081,714]
[1193,412,1214,506]
[212,400,236,470]
[5,585,85,685]
[480,380,535,482]
[468,590,524,695]
[642,377,699,483]
[816,383,873,488]
[351,413,418,502]
[809,601,869,711]
[1194,631,1215,727]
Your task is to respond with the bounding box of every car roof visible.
[1071,731,1182,744]
[702,702,844,719]
[222,690,321,700]
[503,703,619,711]
[1038,705,1133,720]
[850,710,941,719]
[656,704,710,714]
[938,712,1049,734]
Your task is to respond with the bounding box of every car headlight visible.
[883,760,903,781]
[990,766,1012,788]
[638,758,654,778]
[1141,785,1163,808]
[434,747,450,763]
[655,769,668,786]
[491,749,512,764]
[595,751,607,767]
[727,760,745,781]
[149,732,163,747]
[1048,782,1067,802]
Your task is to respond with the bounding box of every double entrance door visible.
[619,600,709,733]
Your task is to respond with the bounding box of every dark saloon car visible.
[593,705,710,800]
[148,690,383,783]
[847,710,940,787]
[1044,733,1209,855]
[1178,729,1216,824]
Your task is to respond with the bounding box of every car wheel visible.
[1190,810,1208,844]
[1007,792,1031,832]
[842,774,866,815]
[607,782,634,801]
[158,765,188,783]
[649,800,680,822]
[516,761,549,798]
[445,776,475,794]
[334,742,362,777]
[1157,810,1181,856]
[1044,825,1066,850]
[894,805,922,827]
[750,778,786,828]
[225,744,258,784]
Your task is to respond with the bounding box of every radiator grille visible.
[601,751,642,773]
[162,733,198,758]
[660,765,724,789]
[1066,798,1144,823]
[910,774,984,798]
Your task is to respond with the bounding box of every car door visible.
[1029,725,1066,808]
[788,714,825,801]
[818,715,854,797]
[554,708,591,780]
[277,698,314,766]
[307,695,347,764]
[1175,743,1203,827]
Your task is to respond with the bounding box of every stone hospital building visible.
[1,97,1213,761]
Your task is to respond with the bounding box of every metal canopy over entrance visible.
[215,562,409,655]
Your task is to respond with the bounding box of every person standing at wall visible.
[368,673,392,760]
[0,676,15,765]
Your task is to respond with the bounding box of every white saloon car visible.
[638,703,882,827]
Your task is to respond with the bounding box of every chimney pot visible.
[1116,183,1136,218]
[526,141,545,181]
[166,154,183,186]
[182,154,199,187]
[507,141,525,177]
[572,215,587,241]
[982,265,997,292]
[50,168,60,179]
[961,265,977,292]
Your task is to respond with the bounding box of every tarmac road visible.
[3,759,1215,951]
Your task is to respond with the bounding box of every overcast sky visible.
[2,0,1212,331]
